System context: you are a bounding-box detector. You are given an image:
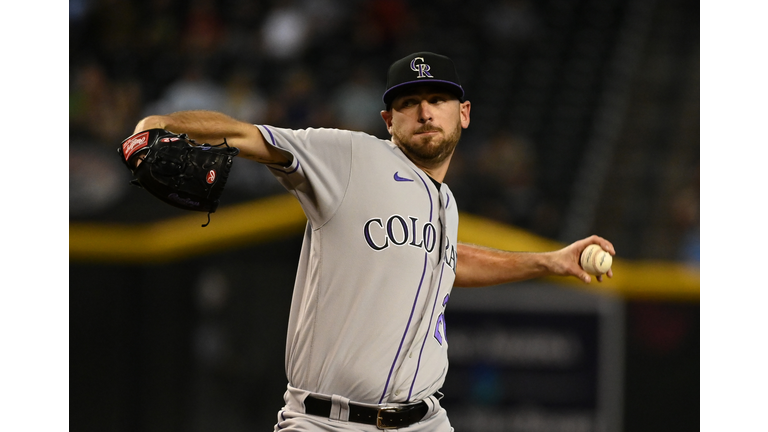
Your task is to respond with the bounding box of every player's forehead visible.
[390,85,459,104]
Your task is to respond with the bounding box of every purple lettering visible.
[387,215,409,246]
[433,294,451,346]
[423,223,437,253]
[434,313,445,345]
[409,217,424,248]
[168,193,200,207]
[364,218,389,251]
[363,215,439,255]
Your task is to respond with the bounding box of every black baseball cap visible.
[382,52,464,107]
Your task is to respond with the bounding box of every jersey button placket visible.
[437,191,447,264]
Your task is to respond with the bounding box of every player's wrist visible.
[536,251,559,276]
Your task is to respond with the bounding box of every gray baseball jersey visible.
[256,125,459,405]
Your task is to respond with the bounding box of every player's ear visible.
[380,110,393,132]
[460,100,471,129]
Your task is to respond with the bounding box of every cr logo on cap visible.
[410,57,433,78]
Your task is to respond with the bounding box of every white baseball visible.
[580,244,612,275]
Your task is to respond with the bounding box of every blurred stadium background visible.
[69,0,699,431]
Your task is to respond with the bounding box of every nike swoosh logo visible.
[394,172,414,182]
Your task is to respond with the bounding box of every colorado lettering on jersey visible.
[363,215,438,253]
[443,235,457,274]
[363,215,458,274]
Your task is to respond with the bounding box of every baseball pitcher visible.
[121,52,615,431]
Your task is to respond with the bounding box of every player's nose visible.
[417,100,433,122]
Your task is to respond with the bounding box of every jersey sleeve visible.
[255,125,353,228]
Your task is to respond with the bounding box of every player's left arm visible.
[453,235,615,287]
[133,111,291,165]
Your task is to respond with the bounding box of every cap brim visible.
[382,80,465,105]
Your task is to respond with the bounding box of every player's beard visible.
[393,121,462,169]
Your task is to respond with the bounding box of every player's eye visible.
[430,96,446,104]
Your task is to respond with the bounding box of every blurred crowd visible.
[69,0,698,263]
[69,0,477,144]
[69,0,542,220]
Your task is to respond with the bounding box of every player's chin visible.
[413,142,443,158]
[414,133,442,147]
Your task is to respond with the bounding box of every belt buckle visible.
[376,407,400,430]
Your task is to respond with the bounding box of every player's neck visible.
[426,173,442,189]
[418,154,452,183]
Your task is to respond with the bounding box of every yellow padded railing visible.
[70,194,699,301]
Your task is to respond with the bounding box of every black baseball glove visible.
[118,128,240,226]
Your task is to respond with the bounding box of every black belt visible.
[303,395,430,429]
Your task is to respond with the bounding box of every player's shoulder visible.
[295,127,390,146]
[259,125,392,154]
[306,127,384,140]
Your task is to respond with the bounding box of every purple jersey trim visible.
[379,252,430,404]
[407,263,446,401]
[267,162,300,174]
[413,169,434,222]
[261,125,300,174]
[378,170,436,404]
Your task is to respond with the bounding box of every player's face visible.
[381,87,471,169]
